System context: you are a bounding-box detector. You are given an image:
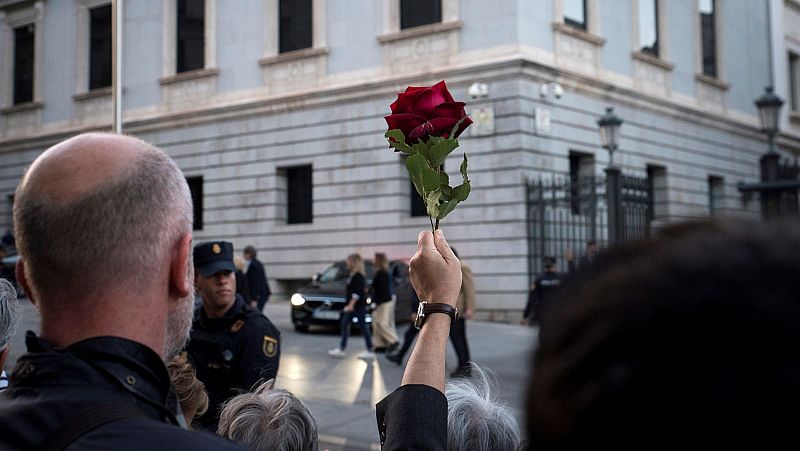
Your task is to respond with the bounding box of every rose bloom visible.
[385,80,472,143]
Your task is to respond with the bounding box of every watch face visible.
[414,302,426,329]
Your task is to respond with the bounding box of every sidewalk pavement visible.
[263,301,537,451]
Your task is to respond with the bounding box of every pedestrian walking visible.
[370,253,400,353]
[386,287,420,365]
[243,245,271,312]
[234,256,253,306]
[449,248,475,378]
[328,253,375,359]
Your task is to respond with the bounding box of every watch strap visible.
[414,301,458,329]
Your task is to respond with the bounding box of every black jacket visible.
[524,271,563,323]
[0,333,245,450]
[371,269,392,304]
[346,272,367,308]
[187,295,281,430]
[376,384,447,450]
[246,259,271,306]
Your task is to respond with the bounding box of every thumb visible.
[417,230,435,252]
[433,229,457,262]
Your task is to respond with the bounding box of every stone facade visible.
[1,0,799,317]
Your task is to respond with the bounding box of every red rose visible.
[385,80,472,143]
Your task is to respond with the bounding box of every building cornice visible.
[1,52,798,153]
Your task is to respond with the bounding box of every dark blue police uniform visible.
[0,332,246,450]
[188,295,280,430]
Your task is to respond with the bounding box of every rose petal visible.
[409,121,435,142]
[430,80,455,103]
[452,115,473,138]
[409,88,450,117]
[385,113,426,138]
[432,102,468,120]
[425,117,460,136]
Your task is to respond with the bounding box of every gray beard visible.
[164,291,194,360]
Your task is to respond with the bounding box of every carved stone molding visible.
[73,88,112,125]
[260,48,328,94]
[378,21,462,75]
[0,101,42,138]
[632,51,674,97]
[552,22,606,76]
[159,69,219,109]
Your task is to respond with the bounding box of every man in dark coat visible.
[0,133,245,450]
[523,257,563,326]
[188,241,281,431]
[243,245,271,311]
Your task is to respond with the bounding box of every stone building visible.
[1,0,798,319]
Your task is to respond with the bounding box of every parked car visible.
[290,258,412,332]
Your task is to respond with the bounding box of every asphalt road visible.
[6,298,538,451]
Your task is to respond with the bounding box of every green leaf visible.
[451,181,471,202]
[439,172,450,186]
[412,142,430,161]
[406,153,441,197]
[460,153,470,184]
[427,138,459,167]
[426,190,442,218]
[385,129,413,154]
[437,198,460,220]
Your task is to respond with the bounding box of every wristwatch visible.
[414,301,459,329]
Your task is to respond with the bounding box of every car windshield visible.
[318,260,378,283]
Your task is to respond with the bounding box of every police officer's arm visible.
[236,321,280,390]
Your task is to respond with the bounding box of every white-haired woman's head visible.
[445,364,522,451]
[218,379,318,451]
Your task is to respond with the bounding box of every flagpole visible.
[111,0,123,133]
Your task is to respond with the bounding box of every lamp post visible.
[597,107,624,245]
[754,86,784,155]
[753,86,789,218]
[597,107,623,167]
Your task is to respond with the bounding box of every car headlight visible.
[291,293,306,306]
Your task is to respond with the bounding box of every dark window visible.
[708,176,724,216]
[400,0,442,30]
[279,0,312,53]
[790,52,799,112]
[564,0,587,30]
[646,165,666,221]
[699,0,717,77]
[13,24,34,105]
[569,152,594,214]
[89,4,112,90]
[177,0,204,73]
[287,165,313,224]
[638,0,659,57]
[410,181,427,217]
[186,176,203,230]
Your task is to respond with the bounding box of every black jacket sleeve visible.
[235,316,281,390]
[376,384,447,451]
[347,272,366,305]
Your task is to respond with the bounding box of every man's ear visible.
[15,258,35,305]
[170,233,193,298]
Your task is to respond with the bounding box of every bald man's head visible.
[13,133,193,300]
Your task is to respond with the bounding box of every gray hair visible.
[445,364,522,451]
[0,279,20,351]
[218,379,318,451]
[13,134,193,298]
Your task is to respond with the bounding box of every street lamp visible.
[597,107,623,166]
[754,86,784,154]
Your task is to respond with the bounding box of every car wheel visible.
[294,324,309,333]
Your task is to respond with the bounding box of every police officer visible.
[522,257,563,326]
[187,241,281,431]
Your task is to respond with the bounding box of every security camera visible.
[468,82,488,99]
[552,83,564,99]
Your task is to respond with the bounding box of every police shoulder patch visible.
[262,336,278,357]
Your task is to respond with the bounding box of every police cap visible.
[193,241,236,277]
